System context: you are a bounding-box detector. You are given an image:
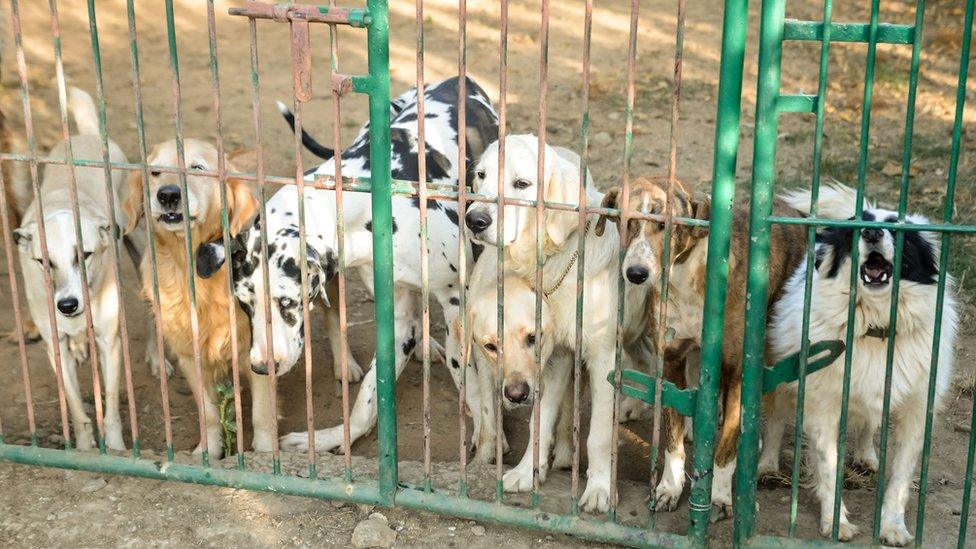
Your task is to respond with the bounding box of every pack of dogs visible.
[2,77,956,546]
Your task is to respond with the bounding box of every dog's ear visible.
[595,187,621,237]
[544,155,583,249]
[227,177,259,235]
[687,192,711,239]
[195,239,226,279]
[12,225,33,253]
[305,245,336,306]
[122,170,144,235]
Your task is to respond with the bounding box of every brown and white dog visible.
[123,139,266,457]
[599,176,805,518]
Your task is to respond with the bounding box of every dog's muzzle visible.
[465,210,492,233]
[503,380,531,406]
[860,250,893,287]
[157,185,184,224]
[56,297,81,317]
[625,265,649,285]
[251,362,273,376]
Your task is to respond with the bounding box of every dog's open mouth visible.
[860,251,893,286]
[159,212,184,224]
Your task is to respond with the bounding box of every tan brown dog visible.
[597,176,805,519]
[123,138,266,457]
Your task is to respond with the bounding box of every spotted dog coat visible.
[207,76,499,453]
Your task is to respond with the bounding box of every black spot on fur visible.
[365,219,397,234]
[450,358,460,369]
[901,229,939,284]
[195,241,225,278]
[443,207,459,226]
[449,263,457,272]
[471,242,485,263]
[449,297,459,306]
[410,194,443,211]
[280,257,302,282]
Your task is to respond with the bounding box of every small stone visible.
[351,516,396,548]
[368,512,388,523]
[592,132,612,146]
[953,508,962,516]
[80,477,107,493]
[329,499,346,509]
[46,434,64,446]
[471,525,486,536]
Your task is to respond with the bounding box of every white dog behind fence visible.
[761,183,957,546]
[465,135,654,513]
[13,87,157,451]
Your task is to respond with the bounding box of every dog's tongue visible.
[865,265,886,279]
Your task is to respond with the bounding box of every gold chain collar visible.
[542,220,591,299]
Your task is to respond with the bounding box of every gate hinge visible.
[229,2,371,28]
[607,339,845,415]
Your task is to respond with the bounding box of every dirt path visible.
[1,0,975,546]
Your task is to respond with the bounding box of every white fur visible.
[762,185,956,545]
[14,88,159,451]
[467,137,653,514]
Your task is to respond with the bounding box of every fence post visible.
[362,0,396,504]
[732,0,786,544]
[686,0,749,544]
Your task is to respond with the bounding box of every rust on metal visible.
[229,2,365,26]
[331,73,354,98]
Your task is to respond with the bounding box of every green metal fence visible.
[0,0,973,547]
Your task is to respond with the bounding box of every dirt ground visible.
[1,0,975,547]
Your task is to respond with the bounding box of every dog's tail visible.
[68,86,100,137]
[779,182,875,220]
[276,100,335,161]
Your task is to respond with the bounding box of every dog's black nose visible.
[626,265,649,284]
[157,185,181,209]
[250,362,270,376]
[57,297,79,315]
[504,381,530,404]
[465,210,492,233]
[862,228,883,244]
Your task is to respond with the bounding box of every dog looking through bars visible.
[203,76,500,454]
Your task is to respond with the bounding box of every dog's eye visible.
[278,297,296,309]
[476,169,485,180]
[484,342,498,353]
[190,163,206,171]
[525,333,536,346]
[150,170,161,177]
[657,221,666,231]
[513,178,531,190]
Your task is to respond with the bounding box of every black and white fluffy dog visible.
[759,184,957,546]
[203,76,498,453]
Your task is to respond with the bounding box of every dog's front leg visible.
[280,287,417,453]
[48,338,95,451]
[177,357,223,459]
[656,339,695,512]
[323,281,364,384]
[437,291,482,447]
[878,400,925,547]
[97,335,126,451]
[758,387,793,479]
[579,354,616,514]
[144,314,173,378]
[503,352,571,493]
[807,411,858,541]
[248,367,275,452]
[471,352,498,464]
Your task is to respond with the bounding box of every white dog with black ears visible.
[760,183,957,546]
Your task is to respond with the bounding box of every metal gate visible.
[0,0,973,547]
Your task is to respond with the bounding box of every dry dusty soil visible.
[1,0,975,547]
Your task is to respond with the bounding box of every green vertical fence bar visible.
[953,5,976,548]
[687,0,749,542]
[732,0,784,544]
[361,0,396,504]
[872,1,925,542]
[789,0,832,536]
[919,0,973,545]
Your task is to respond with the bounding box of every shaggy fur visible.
[760,184,956,546]
[123,138,265,457]
[601,176,806,518]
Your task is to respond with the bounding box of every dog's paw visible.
[579,480,613,514]
[618,398,649,423]
[654,479,684,512]
[280,428,344,453]
[852,453,880,474]
[879,519,912,547]
[820,517,859,542]
[105,423,126,452]
[502,465,535,493]
[252,432,274,453]
[147,352,174,379]
[346,356,365,384]
[74,422,96,452]
[709,502,734,523]
[192,440,225,460]
[7,318,41,345]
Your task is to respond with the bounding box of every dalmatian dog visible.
[203,76,498,453]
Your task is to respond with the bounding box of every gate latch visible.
[607,339,845,416]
